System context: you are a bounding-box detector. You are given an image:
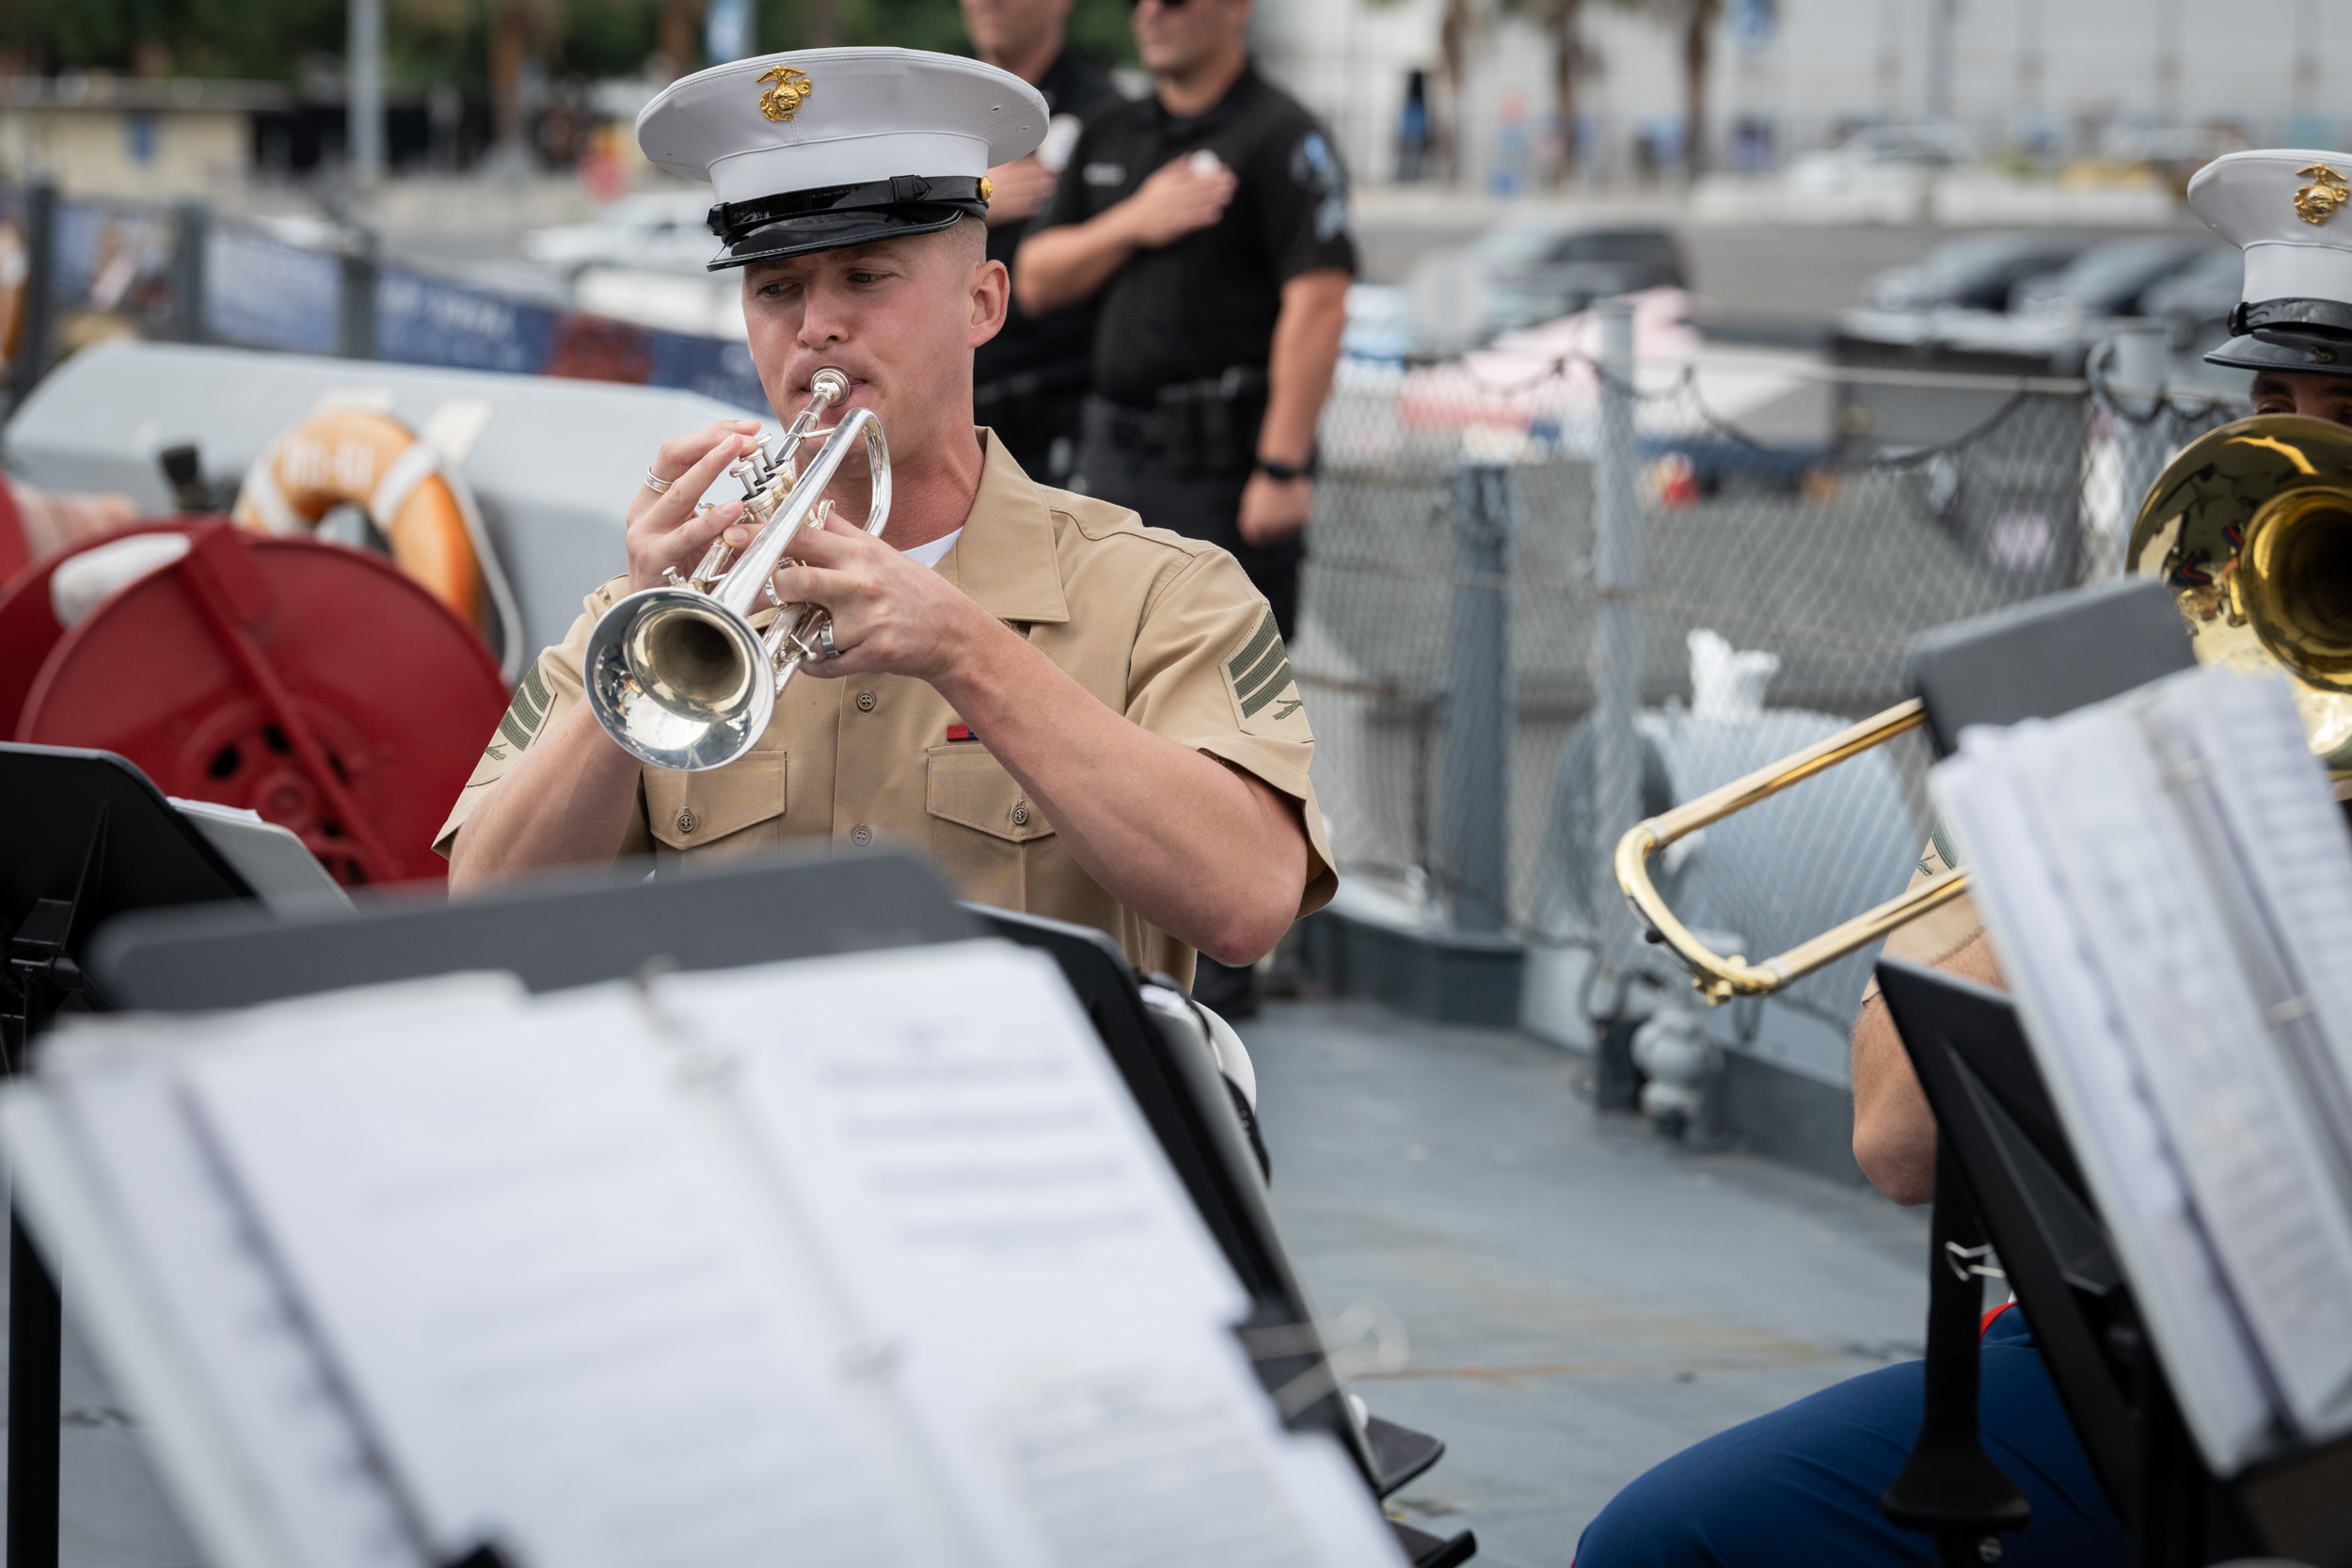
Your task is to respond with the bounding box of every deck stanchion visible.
[1442,461,1517,933]
[1590,297,1644,979]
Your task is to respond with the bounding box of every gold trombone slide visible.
[1612,697,1974,1005]
[1616,414,2352,1006]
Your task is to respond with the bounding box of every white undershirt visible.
[900,528,962,570]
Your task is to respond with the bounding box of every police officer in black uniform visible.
[1015,0,1354,643]
[1016,0,1351,1016]
[963,0,1120,484]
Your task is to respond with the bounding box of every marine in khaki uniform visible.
[438,47,1332,993]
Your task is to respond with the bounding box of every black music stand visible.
[1877,960,2352,1567]
[94,856,1475,1568]
[0,743,260,1568]
[1868,575,2352,1566]
[1860,578,2194,1563]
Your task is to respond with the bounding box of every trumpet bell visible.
[2129,413,2352,769]
[583,586,776,772]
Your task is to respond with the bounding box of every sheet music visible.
[57,1054,426,1568]
[1937,669,2352,1466]
[178,984,933,1568]
[1937,715,2277,1470]
[2151,678,2352,1189]
[11,948,1397,1568]
[34,977,528,1568]
[2034,699,2352,1436]
[985,1360,1359,1568]
[655,943,1399,1568]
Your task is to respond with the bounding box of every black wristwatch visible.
[1254,454,1316,483]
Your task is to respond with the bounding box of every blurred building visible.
[1254,0,2344,192]
[0,76,293,199]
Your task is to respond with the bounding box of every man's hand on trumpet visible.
[626,419,765,594]
[765,505,1009,685]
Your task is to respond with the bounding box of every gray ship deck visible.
[1252,1000,1931,1566]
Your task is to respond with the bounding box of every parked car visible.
[1408,220,1686,349]
[2009,236,2215,321]
[1788,123,1980,194]
[524,193,716,277]
[1861,232,2089,313]
[1841,232,2215,374]
[2140,244,2243,347]
[1478,223,1687,334]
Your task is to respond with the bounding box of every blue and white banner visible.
[205,229,341,355]
[377,268,556,374]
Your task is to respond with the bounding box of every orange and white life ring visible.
[232,407,521,680]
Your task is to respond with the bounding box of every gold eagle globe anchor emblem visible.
[756,65,814,123]
[2295,164,2349,225]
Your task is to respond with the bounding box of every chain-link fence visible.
[1298,311,2242,1044]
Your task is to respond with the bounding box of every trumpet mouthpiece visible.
[810,368,850,404]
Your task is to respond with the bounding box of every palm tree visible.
[1434,0,1473,182]
[1645,0,1724,177]
[1497,0,1590,185]
[1426,0,1720,185]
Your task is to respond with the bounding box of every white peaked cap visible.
[638,48,1047,206]
[2189,148,2352,307]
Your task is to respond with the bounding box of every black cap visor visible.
[706,176,989,271]
[2205,295,2352,377]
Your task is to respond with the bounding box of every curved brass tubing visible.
[1613,699,1972,1004]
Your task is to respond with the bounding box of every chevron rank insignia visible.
[466,662,557,787]
[1224,610,1309,736]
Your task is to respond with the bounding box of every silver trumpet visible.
[585,367,890,771]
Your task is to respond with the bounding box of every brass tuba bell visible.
[2127,412,2352,774]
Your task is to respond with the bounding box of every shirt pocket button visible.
[1011,803,1030,828]
[852,825,873,847]
[856,691,876,712]
[676,809,697,835]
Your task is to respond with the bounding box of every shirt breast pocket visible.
[642,752,788,862]
[925,745,1056,907]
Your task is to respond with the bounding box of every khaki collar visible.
[944,429,1071,626]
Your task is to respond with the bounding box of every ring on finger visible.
[643,467,675,494]
[817,624,843,660]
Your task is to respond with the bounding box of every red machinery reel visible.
[0,518,509,888]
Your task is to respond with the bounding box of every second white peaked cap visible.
[638,48,1048,270]
[2188,148,2352,376]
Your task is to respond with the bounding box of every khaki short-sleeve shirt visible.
[435,431,1336,989]
[1859,821,1986,1003]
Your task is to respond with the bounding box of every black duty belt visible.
[1088,369,1270,480]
